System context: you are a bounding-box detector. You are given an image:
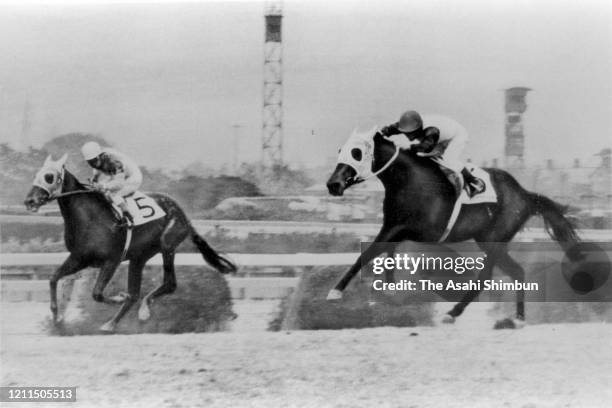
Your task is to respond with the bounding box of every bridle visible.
[348,137,400,185]
[32,166,96,203]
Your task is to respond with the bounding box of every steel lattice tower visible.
[262,1,283,167]
[504,87,531,168]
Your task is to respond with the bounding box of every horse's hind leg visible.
[443,243,505,323]
[138,219,186,320]
[100,259,145,332]
[443,261,494,323]
[138,250,177,321]
[495,251,526,328]
[50,255,86,323]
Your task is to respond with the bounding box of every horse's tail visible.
[529,192,580,245]
[190,227,237,274]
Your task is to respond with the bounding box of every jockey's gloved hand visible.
[416,145,444,158]
[417,151,438,158]
[387,135,421,150]
[379,123,401,136]
[92,183,106,193]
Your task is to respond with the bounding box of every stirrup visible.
[466,180,485,198]
[116,215,134,229]
[115,220,132,229]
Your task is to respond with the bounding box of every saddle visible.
[438,167,498,242]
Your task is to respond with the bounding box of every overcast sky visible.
[0,0,610,169]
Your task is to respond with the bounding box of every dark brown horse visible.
[326,129,579,327]
[24,155,236,332]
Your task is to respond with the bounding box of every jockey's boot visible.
[117,202,134,228]
[461,168,485,198]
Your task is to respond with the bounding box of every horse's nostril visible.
[24,198,37,209]
[327,181,344,195]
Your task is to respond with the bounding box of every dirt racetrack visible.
[3,320,612,408]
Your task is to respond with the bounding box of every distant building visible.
[590,148,611,203]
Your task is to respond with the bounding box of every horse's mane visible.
[375,134,441,172]
[62,169,111,207]
[373,135,453,195]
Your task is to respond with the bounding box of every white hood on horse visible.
[32,154,68,195]
[336,127,379,180]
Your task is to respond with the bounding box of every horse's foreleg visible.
[100,259,144,332]
[328,226,405,300]
[139,251,177,321]
[50,255,86,323]
[91,259,122,304]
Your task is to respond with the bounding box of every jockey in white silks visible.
[81,141,143,226]
[379,110,485,198]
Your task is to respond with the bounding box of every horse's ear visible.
[368,125,379,137]
[44,155,53,165]
[55,153,68,169]
[57,153,68,167]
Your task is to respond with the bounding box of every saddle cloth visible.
[111,191,166,226]
[438,167,497,242]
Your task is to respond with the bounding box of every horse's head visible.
[327,126,395,196]
[24,154,68,212]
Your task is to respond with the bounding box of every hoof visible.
[108,292,129,304]
[493,317,525,330]
[138,304,151,321]
[439,314,456,324]
[326,289,343,301]
[99,321,116,333]
[52,311,63,324]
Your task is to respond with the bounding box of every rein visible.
[47,189,97,201]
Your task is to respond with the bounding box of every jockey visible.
[81,141,143,226]
[379,110,485,198]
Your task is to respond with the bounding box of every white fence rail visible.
[0,252,358,267]
[1,227,609,301]
[1,226,609,269]
[3,215,610,239]
[0,252,348,301]
[1,277,300,302]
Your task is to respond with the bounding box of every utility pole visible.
[231,124,243,175]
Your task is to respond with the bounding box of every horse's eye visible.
[351,148,362,161]
[44,173,55,184]
[338,148,341,154]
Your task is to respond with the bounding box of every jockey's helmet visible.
[82,142,102,160]
[397,110,423,133]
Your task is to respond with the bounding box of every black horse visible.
[24,155,236,332]
[326,129,579,327]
